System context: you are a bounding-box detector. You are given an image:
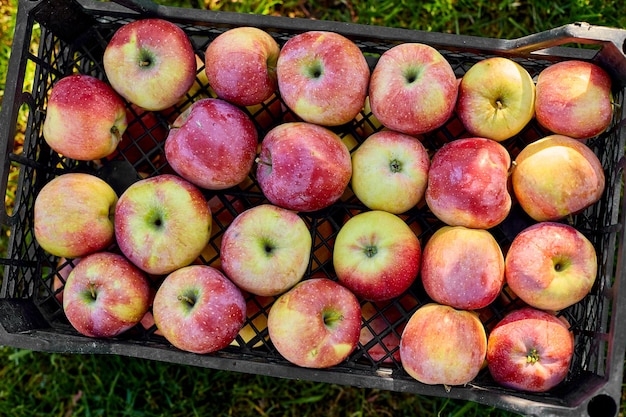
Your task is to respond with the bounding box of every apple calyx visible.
[526,347,540,364]
[403,66,424,86]
[389,159,402,173]
[363,245,378,258]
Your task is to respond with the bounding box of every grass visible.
[1,0,625,416]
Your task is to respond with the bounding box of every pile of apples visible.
[35,16,614,394]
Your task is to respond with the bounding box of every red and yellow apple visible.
[256,122,352,212]
[456,57,536,142]
[63,251,152,338]
[267,278,361,368]
[425,137,512,229]
[43,74,127,161]
[504,222,597,311]
[277,31,370,126]
[152,265,246,354]
[220,204,312,297]
[400,303,487,386]
[421,225,505,310]
[512,134,605,222]
[350,130,430,214]
[34,173,117,259]
[535,60,613,140]
[205,27,280,106]
[115,174,212,275]
[333,210,421,301]
[165,98,258,190]
[368,43,458,135]
[487,307,574,392]
[103,18,197,111]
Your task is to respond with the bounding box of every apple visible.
[267,278,361,368]
[350,130,430,214]
[535,60,613,140]
[486,307,574,392]
[360,294,418,364]
[256,122,352,212]
[115,174,212,275]
[164,98,258,190]
[204,27,280,106]
[456,57,536,142]
[43,74,127,161]
[333,210,421,302]
[512,134,605,222]
[421,225,505,310]
[152,265,246,354]
[425,137,512,229]
[220,204,312,297]
[504,222,597,311]
[277,30,370,126]
[63,251,152,338]
[400,303,487,386]
[34,173,117,259]
[103,18,197,111]
[368,42,458,135]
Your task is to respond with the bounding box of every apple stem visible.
[88,283,97,300]
[526,348,540,364]
[255,157,272,167]
[178,294,195,307]
[495,99,504,110]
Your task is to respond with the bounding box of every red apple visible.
[400,303,487,386]
[165,98,258,190]
[256,122,352,212]
[504,222,597,311]
[535,60,613,140]
[103,18,197,111]
[486,307,574,392]
[63,251,152,338]
[115,174,212,275]
[511,134,605,222]
[277,30,370,126]
[204,27,280,106]
[34,173,117,259]
[152,265,246,354]
[456,57,536,142]
[220,204,312,297]
[350,130,430,214]
[43,74,127,161]
[421,225,505,310]
[267,278,361,368]
[425,137,512,229]
[333,210,421,302]
[368,43,458,135]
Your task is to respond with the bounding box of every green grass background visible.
[1,0,625,416]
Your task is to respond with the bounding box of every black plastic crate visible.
[1,0,625,415]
